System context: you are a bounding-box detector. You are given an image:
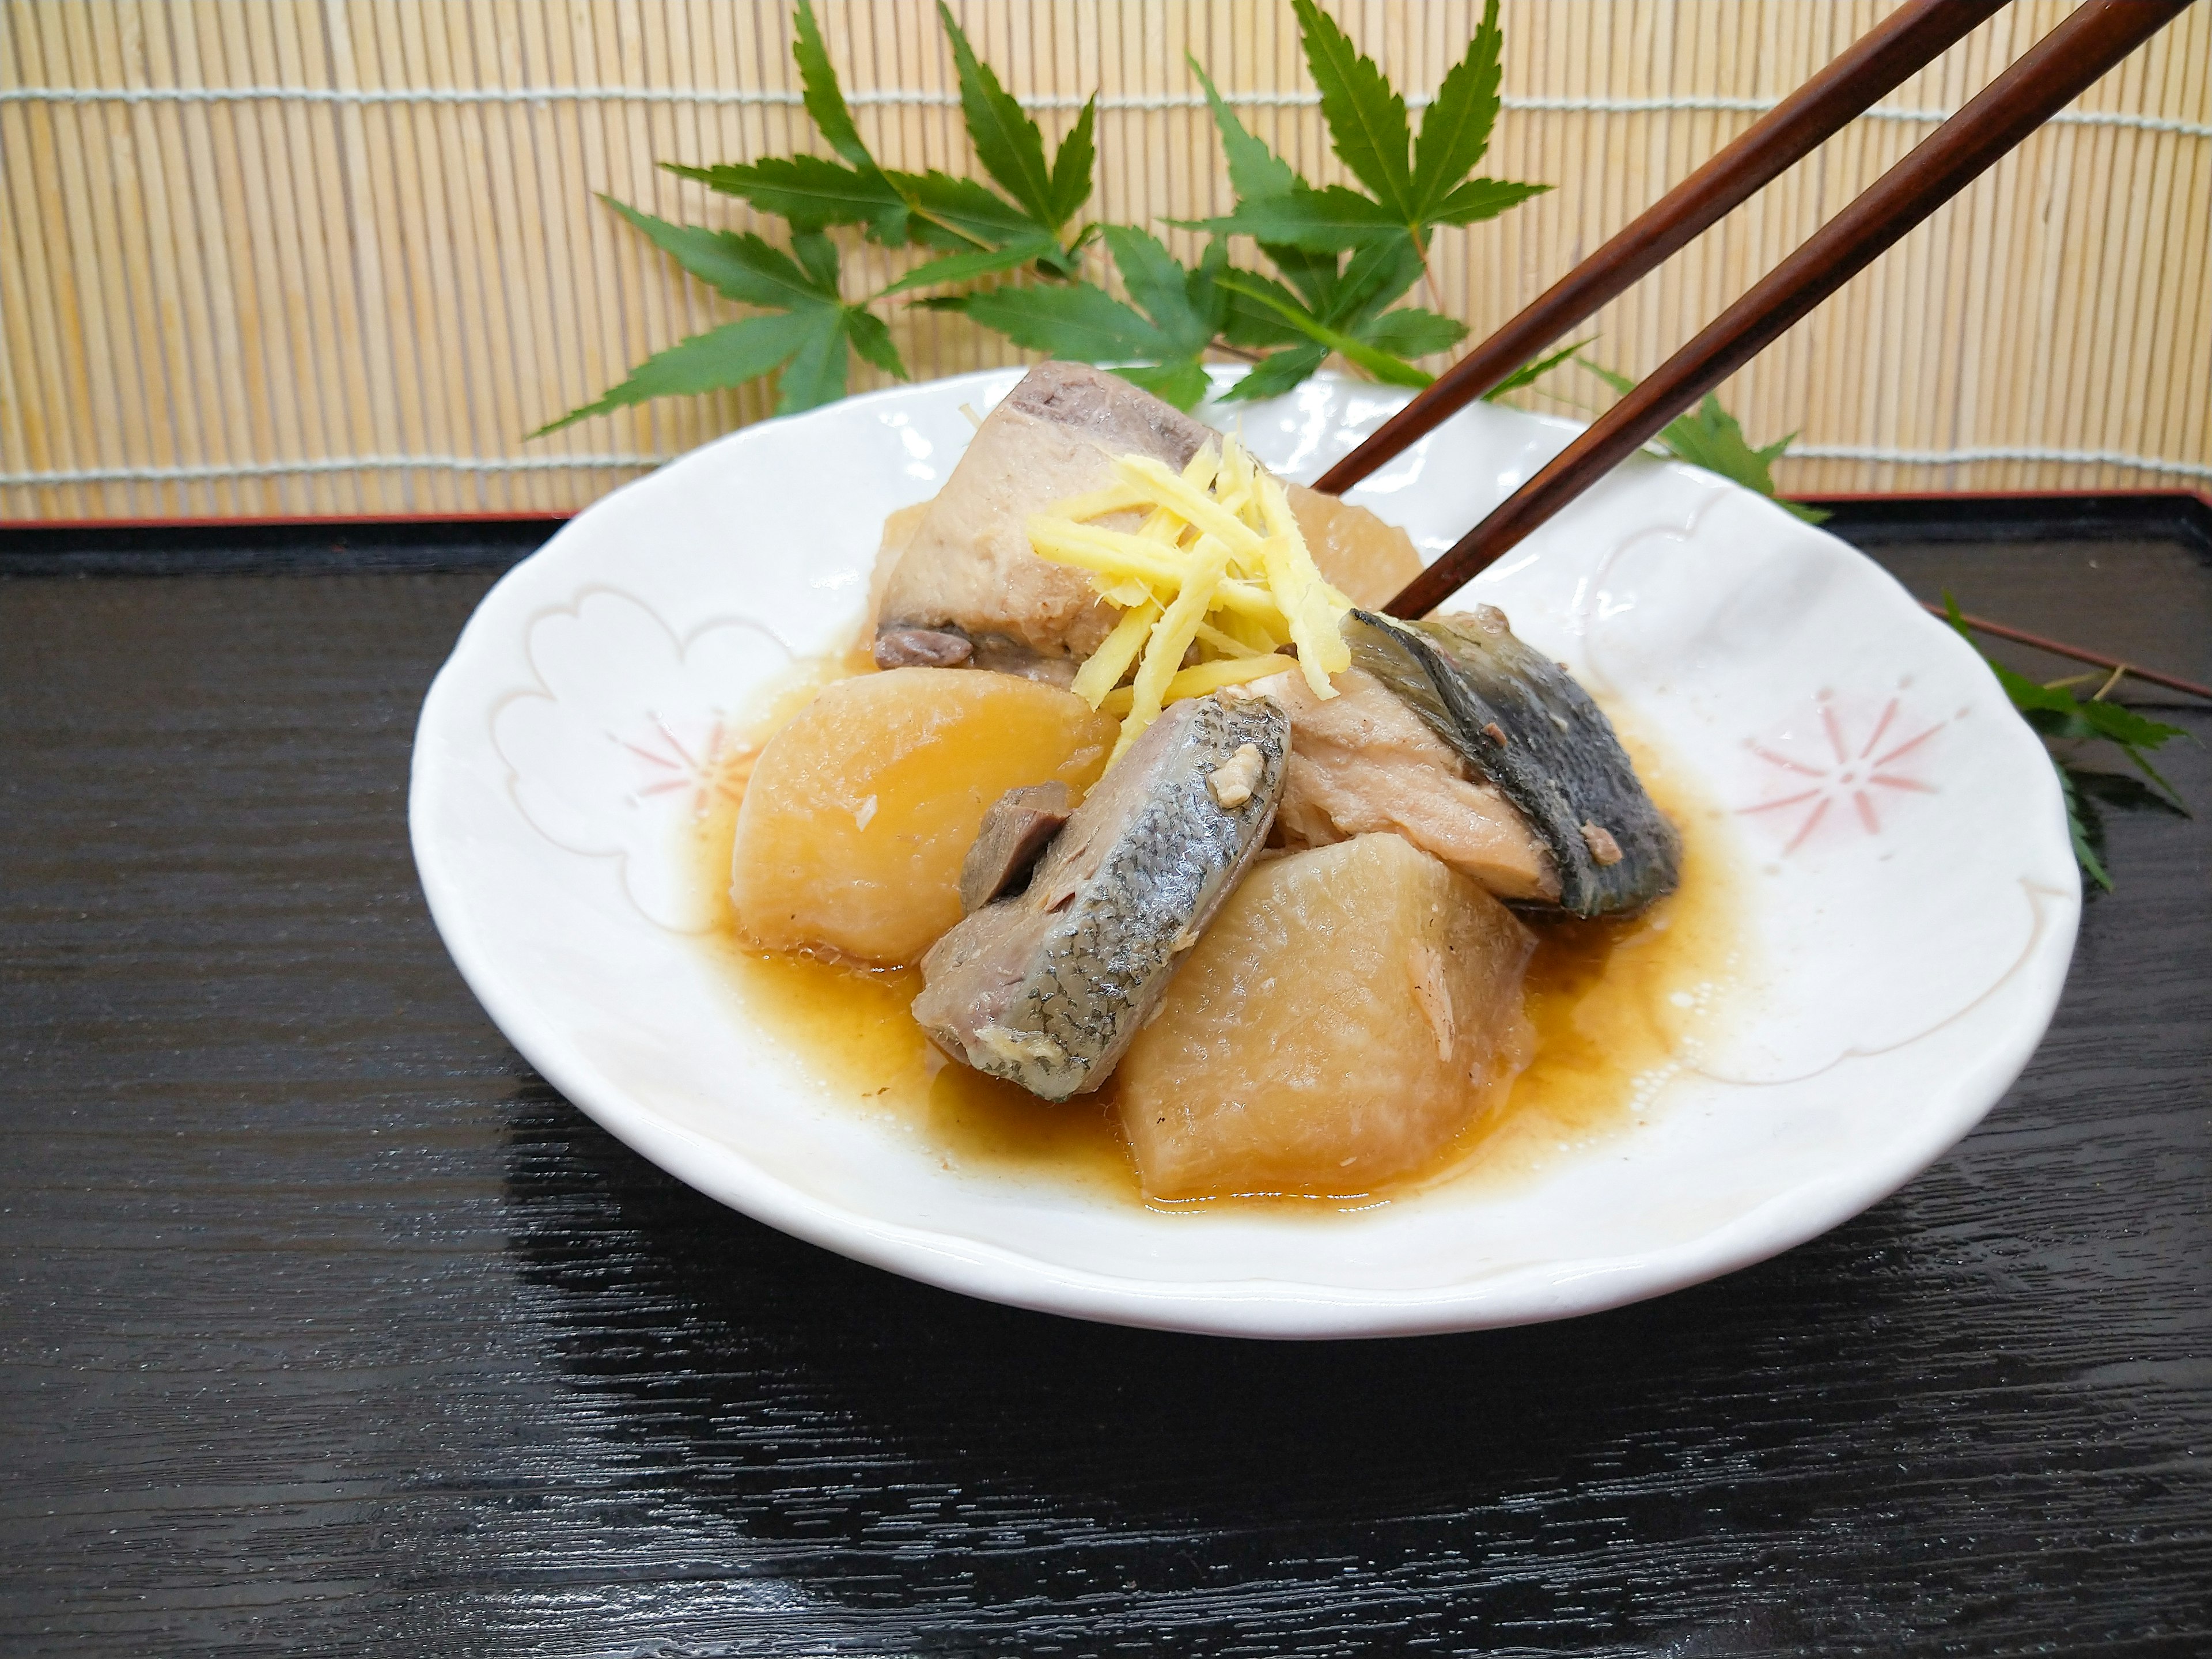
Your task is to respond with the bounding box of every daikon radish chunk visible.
[1118,834,1535,1198]
[731,668,1116,965]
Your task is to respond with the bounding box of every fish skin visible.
[1346,607,1680,917]
[912,693,1290,1100]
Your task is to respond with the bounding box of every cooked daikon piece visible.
[730,668,1116,965]
[1118,834,1536,1198]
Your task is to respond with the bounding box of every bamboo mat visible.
[2,0,2206,522]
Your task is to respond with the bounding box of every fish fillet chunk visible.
[912,692,1289,1100]
[875,362,1211,662]
[1260,666,1561,904]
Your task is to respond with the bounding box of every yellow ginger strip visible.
[1063,445,1232,716]
[1071,599,1159,709]
[1213,437,1258,527]
[1135,505,1184,543]
[1192,620,1259,658]
[1113,456,1265,555]
[1028,517,1192,589]
[1034,436,1352,757]
[1099,576,1156,609]
[1027,518,1281,622]
[1215,607,1286,656]
[1115,541,1229,761]
[1253,471,1350,695]
[1043,481,1153,522]
[1099,653,1296,716]
[1181,442,1222,490]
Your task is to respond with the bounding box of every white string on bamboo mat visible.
[9,446,2209,490]
[0,457,662,486]
[1,83,2204,138]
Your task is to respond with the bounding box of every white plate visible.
[410,368,2078,1339]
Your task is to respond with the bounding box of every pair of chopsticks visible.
[1332,0,2200,702]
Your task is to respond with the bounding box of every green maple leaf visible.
[1224,343,1331,402]
[1357,307,1466,360]
[679,0,1088,282]
[1480,338,1592,402]
[1577,359,1829,523]
[664,156,908,243]
[1213,272,1433,391]
[1940,595,2188,800]
[1659,397,1796,501]
[936,2,1094,242]
[1940,592,2190,889]
[791,0,871,170]
[1196,0,1546,263]
[938,2,1055,226]
[1175,14,1537,403]
[1211,237,1455,403]
[534,207,904,431]
[953,229,1226,411]
[878,236,1063,297]
[2055,763,2112,891]
[676,3,936,247]
[1411,0,1502,204]
[1293,0,1415,219]
[1217,267,1322,352]
[1189,58,1299,206]
[1191,181,1403,253]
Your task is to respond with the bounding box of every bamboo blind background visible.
[2,0,2206,523]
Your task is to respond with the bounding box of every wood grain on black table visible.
[2,514,2207,1657]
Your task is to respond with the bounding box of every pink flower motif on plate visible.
[1737,689,1946,853]
[621,714,749,822]
[491,588,792,932]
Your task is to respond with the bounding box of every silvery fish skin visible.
[912,694,1290,1100]
[1346,607,1680,916]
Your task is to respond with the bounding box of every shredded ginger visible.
[1027,437,1351,761]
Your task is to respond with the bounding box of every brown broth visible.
[681,661,1747,1212]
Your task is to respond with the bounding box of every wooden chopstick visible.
[1384,0,2197,622]
[1312,0,2009,498]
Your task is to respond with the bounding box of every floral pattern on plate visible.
[491,588,790,933]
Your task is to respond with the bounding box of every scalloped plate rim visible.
[409,366,2078,1339]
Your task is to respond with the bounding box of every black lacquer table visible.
[3,498,2208,1657]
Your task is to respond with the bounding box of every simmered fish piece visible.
[1258,666,1560,903]
[875,362,1212,664]
[1346,607,1679,916]
[870,362,1432,668]
[912,693,1289,1100]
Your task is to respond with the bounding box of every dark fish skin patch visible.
[1346,608,1679,917]
[874,626,973,669]
[959,783,1073,913]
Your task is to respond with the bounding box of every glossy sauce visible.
[685,660,1747,1211]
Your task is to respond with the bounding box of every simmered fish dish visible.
[728,362,1682,1200]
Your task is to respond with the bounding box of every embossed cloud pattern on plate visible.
[492,589,791,933]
